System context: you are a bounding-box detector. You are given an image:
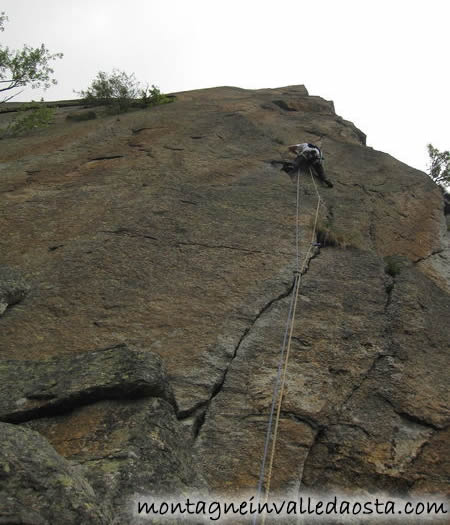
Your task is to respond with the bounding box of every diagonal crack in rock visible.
[189,247,322,439]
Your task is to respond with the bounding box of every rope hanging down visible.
[253,168,322,525]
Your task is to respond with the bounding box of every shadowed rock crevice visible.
[414,249,444,264]
[378,393,443,432]
[272,99,298,112]
[384,277,396,310]
[338,262,398,414]
[176,240,283,256]
[87,154,124,162]
[189,250,326,434]
[192,243,323,441]
[335,352,388,418]
[279,410,321,432]
[186,274,299,438]
[0,343,175,423]
[297,426,322,488]
[99,227,158,241]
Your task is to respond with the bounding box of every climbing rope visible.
[253,167,322,525]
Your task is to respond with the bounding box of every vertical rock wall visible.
[0,85,448,522]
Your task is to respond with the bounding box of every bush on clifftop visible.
[76,70,172,114]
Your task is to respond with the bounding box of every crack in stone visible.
[176,241,292,257]
[2,385,173,424]
[99,228,158,241]
[414,249,444,264]
[339,422,371,438]
[192,247,322,440]
[99,233,295,257]
[176,399,208,421]
[339,353,388,412]
[405,437,433,470]
[176,401,210,438]
[299,267,441,487]
[131,127,168,134]
[368,207,378,249]
[76,453,132,463]
[298,422,373,489]
[384,276,396,311]
[377,393,443,431]
[87,155,124,162]
[189,279,297,439]
[279,410,320,431]
[297,427,322,489]
[164,145,185,151]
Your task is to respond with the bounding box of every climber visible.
[278,143,333,187]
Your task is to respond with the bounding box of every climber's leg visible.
[312,161,333,188]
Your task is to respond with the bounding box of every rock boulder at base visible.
[0,422,111,525]
[26,397,206,524]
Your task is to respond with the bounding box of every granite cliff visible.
[0,85,448,523]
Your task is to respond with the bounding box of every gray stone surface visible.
[0,266,30,316]
[0,343,174,423]
[0,422,111,525]
[26,397,206,524]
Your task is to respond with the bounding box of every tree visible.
[0,12,63,103]
[427,144,450,190]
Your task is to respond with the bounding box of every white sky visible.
[1,0,449,172]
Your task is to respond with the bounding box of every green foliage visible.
[140,84,172,106]
[315,217,362,249]
[0,11,63,103]
[77,70,172,114]
[427,144,449,189]
[384,256,402,278]
[4,102,54,137]
[77,70,140,113]
[0,12,7,31]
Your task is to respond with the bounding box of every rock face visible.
[0,343,174,422]
[0,265,30,316]
[0,85,448,521]
[0,422,110,524]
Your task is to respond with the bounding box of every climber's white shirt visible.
[290,143,322,159]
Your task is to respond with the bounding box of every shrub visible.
[3,101,54,137]
[314,217,361,249]
[77,70,172,114]
[77,70,139,113]
[384,256,403,277]
[140,84,172,106]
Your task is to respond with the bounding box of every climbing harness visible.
[253,168,322,525]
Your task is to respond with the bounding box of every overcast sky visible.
[2,0,448,173]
